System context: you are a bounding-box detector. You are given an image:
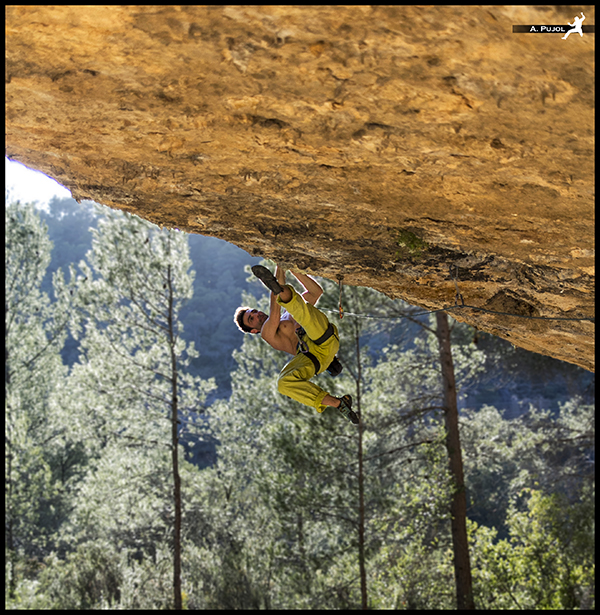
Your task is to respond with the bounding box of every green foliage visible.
[69,204,215,441]
[370,534,455,609]
[4,200,594,610]
[394,229,429,262]
[461,399,595,534]
[471,487,595,609]
[5,200,77,598]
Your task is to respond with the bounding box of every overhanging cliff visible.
[5,5,595,371]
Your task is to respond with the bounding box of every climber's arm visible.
[260,265,290,351]
[260,290,282,345]
[290,270,323,306]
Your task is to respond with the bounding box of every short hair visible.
[234,306,253,333]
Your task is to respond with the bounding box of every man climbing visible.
[234,264,359,424]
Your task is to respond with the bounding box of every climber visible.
[234,264,359,424]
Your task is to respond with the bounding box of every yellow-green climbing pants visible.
[276,285,339,413]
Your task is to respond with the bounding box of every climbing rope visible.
[324,305,594,323]
[325,265,595,323]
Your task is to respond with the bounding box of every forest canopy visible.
[5,198,595,609]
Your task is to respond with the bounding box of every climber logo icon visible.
[562,13,585,40]
[512,11,595,37]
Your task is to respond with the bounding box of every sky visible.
[5,157,72,211]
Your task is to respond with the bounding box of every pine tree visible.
[5,200,74,599]
[331,285,486,609]
[436,311,474,609]
[67,206,215,608]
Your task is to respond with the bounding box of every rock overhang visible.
[5,5,595,370]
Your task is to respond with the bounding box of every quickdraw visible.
[452,264,464,307]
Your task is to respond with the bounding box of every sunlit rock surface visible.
[5,5,595,370]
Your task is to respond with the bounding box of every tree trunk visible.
[354,323,368,610]
[171,384,182,610]
[435,311,474,610]
[5,344,17,601]
[167,264,183,610]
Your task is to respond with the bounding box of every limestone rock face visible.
[6,5,595,370]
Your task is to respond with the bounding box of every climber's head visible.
[234,306,267,334]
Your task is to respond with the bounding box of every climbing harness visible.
[296,324,343,377]
[296,323,336,346]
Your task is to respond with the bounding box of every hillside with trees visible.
[6,198,594,609]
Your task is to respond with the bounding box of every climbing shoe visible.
[251,265,284,295]
[338,394,359,425]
